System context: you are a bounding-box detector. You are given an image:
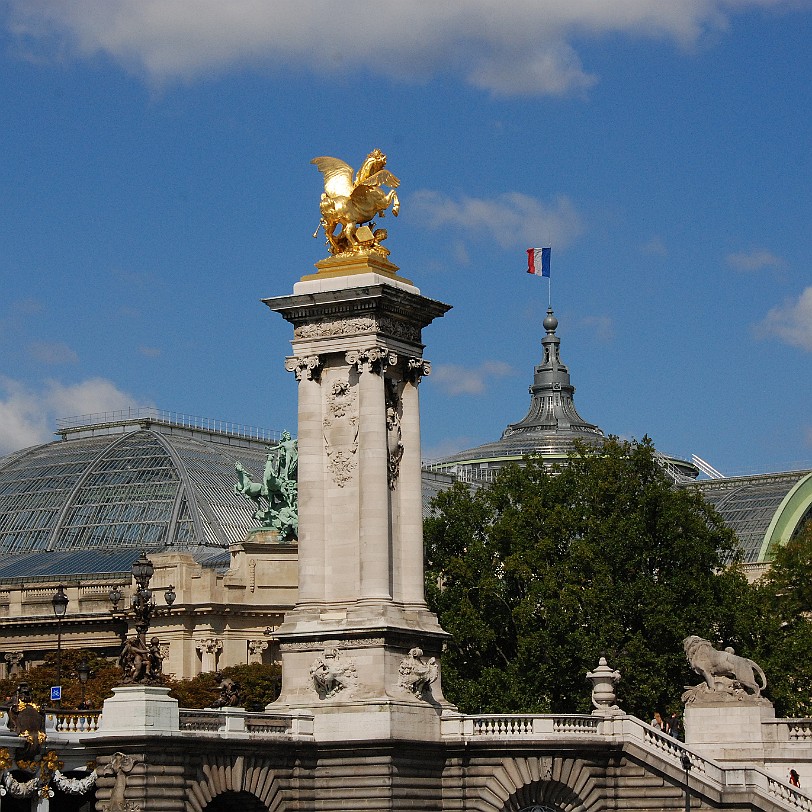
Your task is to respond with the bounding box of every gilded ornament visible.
[312,149,400,257]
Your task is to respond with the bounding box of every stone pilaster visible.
[285,354,324,607]
[398,360,431,608]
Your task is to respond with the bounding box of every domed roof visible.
[430,308,605,479]
[0,409,282,578]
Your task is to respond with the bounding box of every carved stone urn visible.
[586,657,622,715]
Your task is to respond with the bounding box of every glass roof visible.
[697,472,812,563]
[0,416,278,570]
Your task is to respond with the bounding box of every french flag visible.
[527,247,551,277]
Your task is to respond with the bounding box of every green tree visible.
[0,649,120,709]
[167,663,281,710]
[425,437,754,718]
[744,521,812,717]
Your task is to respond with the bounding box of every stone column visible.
[248,640,268,664]
[196,639,222,673]
[398,360,430,607]
[351,348,395,602]
[285,354,324,607]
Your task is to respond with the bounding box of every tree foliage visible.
[424,437,756,718]
[0,652,282,713]
[0,649,120,709]
[167,663,282,710]
[745,521,812,717]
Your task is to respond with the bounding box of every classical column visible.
[398,359,431,607]
[248,640,268,664]
[285,354,324,607]
[196,638,222,673]
[350,347,395,602]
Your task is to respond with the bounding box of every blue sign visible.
[50,685,61,702]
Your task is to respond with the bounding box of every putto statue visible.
[235,431,298,540]
[397,647,438,698]
[312,149,400,257]
[681,635,768,704]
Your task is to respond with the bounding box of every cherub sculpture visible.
[312,149,400,256]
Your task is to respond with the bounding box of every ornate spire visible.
[501,308,603,443]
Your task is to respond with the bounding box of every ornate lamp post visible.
[51,585,69,707]
[113,551,175,683]
[681,752,692,812]
[77,659,90,709]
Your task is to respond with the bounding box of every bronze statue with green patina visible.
[235,431,298,540]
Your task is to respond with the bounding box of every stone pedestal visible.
[263,254,453,740]
[684,696,775,763]
[97,685,179,736]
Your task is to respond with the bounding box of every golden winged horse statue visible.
[312,149,400,256]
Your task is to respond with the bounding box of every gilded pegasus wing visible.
[358,169,400,189]
[311,157,354,198]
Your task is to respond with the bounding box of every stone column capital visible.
[346,347,398,375]
[405,357,431,384]
[285,354,322,381]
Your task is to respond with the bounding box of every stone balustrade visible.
[178,708,313,738]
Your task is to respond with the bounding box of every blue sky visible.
[1,1,810,476]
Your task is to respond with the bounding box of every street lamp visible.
[51,585,69,707]
[115,551,175,683]
[681,752,692,812]
[77,659,90,709]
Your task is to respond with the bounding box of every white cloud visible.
[0,377,140,455]
[138,346,162,358]
[756,287,812,351]
[726,249,784,271]
[577,315,615,342]
[411,190,583,249]
[28,341,79,365]
[3,0,795,95]
[430,360,515,396]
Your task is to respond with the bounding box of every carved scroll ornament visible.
[346,347,397,375]
[285,355,322,381]
[406,357,431,383]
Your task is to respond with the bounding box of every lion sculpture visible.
[683,635,767,697]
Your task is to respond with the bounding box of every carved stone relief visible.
[100,752,140,812]
[294,316,420,343]
[397,647,438,698]
[385,378,404,489]
[280,637,385,652]
[323,378,359,487]
[310,647,358,699]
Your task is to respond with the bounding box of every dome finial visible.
[543,307,558,334]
